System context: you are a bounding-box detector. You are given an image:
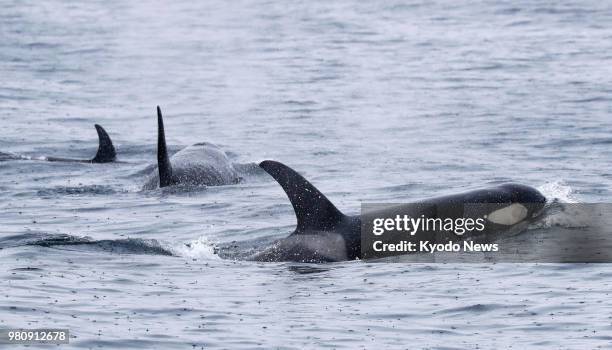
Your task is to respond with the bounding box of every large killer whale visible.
[142,107,243,189]
[250,160,547,262]
[0,124,116,163]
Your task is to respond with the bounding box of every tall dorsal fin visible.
[91,124,116,163]
[259,160,345,232]
[157,106,173,187]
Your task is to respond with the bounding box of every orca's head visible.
[486,184,547,225]
[500,183,546,203]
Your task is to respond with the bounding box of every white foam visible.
[538,180,578,203]
[171,236,220,260]
[528,181,589,229]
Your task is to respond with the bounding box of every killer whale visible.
[46,124,116,163]
[0,124,116,163]
[251,160,547,262]
[142,106,242,189]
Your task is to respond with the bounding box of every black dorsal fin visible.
[91,124,116,163]
[157,106,173,187]
[259,160,345,232]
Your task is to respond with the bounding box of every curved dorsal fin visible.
[157,106,173,187]
[259,160,345,232]
[91,124,116,163]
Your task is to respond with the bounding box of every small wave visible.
[23,234,174,256]
[0,151,16,161]
[10,267,43,272]
[436,303,505,315]
[565,96,612,103]
[283,99,317,106]
[0,151,32,161]
[287,265,331,274]
[25,42,60,49]
[37,185,117,197]
[505,20,532,27]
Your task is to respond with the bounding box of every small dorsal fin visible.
[91,124,116,163]
[157,106,173,187]
[259,160,345,232]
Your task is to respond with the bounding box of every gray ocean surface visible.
[1,0,612,348]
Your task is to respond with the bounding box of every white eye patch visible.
[486,204,528,225]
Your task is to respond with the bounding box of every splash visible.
[172,236,220,260]
[538,181,577,203]
[529,181,589,229]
